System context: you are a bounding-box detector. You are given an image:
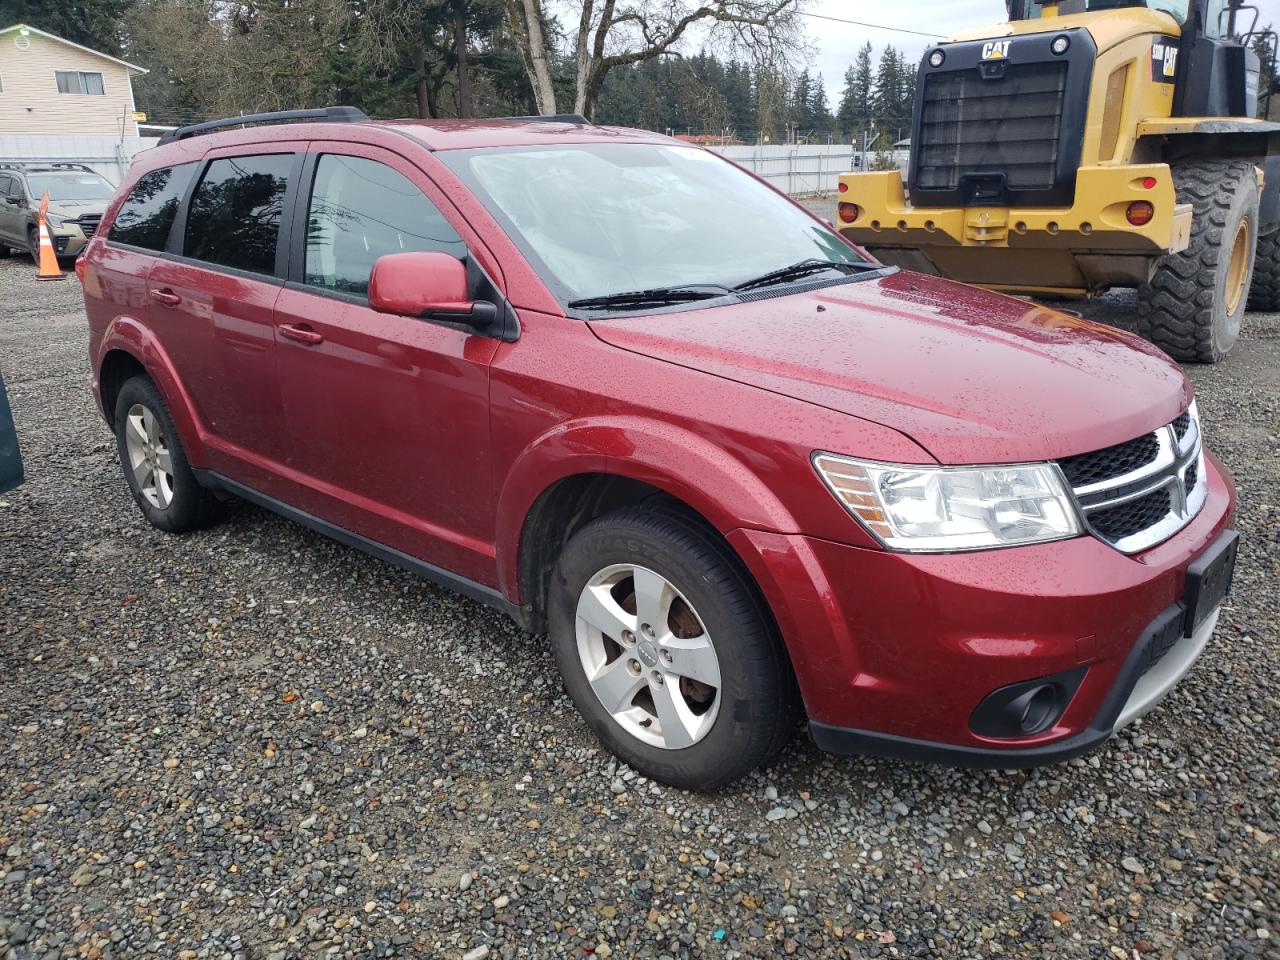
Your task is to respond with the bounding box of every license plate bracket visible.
[1182,530,1238,636]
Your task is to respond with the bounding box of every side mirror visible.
[368,251,498,329]
[4,197,24,206]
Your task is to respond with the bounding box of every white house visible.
[0,24,147,136]
[0,24,149,182]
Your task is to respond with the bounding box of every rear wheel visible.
[1249,230,1280,312]
[113,376,219,532]
[547,505,800,790]
[1135,160,1259,363]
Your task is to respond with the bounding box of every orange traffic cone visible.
[35,192,65,282]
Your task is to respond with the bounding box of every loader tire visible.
[1249,230,1280,312]
[1135,160,1259,363]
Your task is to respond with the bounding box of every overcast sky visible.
[807,0,1010,99]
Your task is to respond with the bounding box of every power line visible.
[799,12,944,39]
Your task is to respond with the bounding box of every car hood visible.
[47,199,106,218]
[588,272,1190,464]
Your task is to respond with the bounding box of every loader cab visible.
[1172,0,1266,118]
[1006,1,1192,21]
[1003,1,1269,120]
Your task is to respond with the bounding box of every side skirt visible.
[194,470,530,630]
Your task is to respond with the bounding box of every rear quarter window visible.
[184,154,293,276]
[109,164,197,251]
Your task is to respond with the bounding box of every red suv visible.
[80,107,1238,789]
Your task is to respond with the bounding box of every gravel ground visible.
[0,255,1277,960]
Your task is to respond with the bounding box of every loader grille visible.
[915,60,1069,195]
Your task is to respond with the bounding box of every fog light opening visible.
[969,667,1085,740]
[1018,685,1059,734]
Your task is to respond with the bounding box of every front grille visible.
[1057,408,1206,554]
[1057,433,1159,488]
[79,216,101,239]
[1090,488,1171,541]
[916,60,1068,193]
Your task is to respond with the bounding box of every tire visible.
[27,228,38,263]
[0,244,11,259]
[547,505,800,790]
[113,375,219,532]
[1249,230,1280,312]
[1135,159,1260,363]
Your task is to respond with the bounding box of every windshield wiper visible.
[733,258,882,292]
[568,284,732,311]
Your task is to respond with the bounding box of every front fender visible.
[494,415,801,601]
[97,316,210,469]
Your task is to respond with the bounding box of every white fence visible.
[710,145,910,196]
[710,145,852,197]
[0,135,155,186]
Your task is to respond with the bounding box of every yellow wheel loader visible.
[836,0,1280,363]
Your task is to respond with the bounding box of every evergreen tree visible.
[837,42,874,144]
[872,44,906,142]
[808,78,834,142]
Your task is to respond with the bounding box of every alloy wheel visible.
[124,403,175,509]
[574,563,721,750]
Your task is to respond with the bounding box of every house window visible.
[54,71,105,95]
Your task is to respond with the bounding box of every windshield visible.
[441,143,867,304]
[25,173,114,202]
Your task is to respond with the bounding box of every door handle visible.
[151,289,181,306]
[278,323,324,345]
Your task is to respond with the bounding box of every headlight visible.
[813,453,1082,552]
[43,212,68,228]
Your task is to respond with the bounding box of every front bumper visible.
[809,603,1221,768]
[728,451,1235,767]
[49,224,90,258]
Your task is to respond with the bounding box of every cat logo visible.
[981,40,1011,60]
[1151,37,1179,83]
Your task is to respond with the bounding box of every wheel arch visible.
[496,417,802,632]
[95,319,208,467]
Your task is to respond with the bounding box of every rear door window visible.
[304,154,466,298]
[184,154,293,276]
[109,164,197,251]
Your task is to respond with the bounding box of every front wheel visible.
[547,505,800,790]
[1135,159,1259,363]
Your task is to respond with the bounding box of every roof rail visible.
[505,114,592,125]
[158,106,370,145]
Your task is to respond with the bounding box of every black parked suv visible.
[0,163,114,261]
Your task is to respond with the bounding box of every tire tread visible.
[1135,159,1258,363]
